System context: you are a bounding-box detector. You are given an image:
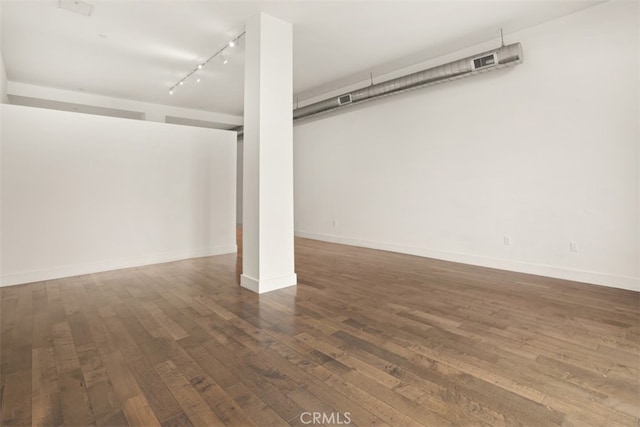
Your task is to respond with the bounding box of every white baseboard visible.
[0,245,238,287]
[295,231,639,292]
[241,273,297,294]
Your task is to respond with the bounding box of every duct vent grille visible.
[471,53,497,70]
[337,94,353,105]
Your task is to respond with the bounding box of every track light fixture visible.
[168,32,245,95]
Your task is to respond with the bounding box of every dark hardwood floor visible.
[1,231,638,426]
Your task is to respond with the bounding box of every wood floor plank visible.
[0,287,19,385]
[155,359,226,427]
[224,382,289,427]
[122,394,162,427]
[184,345,240,389]
[199,338,306,423]
[142,301,190,341]
[31,284,51,350]
[1,229,638,426]
[31,347,63,427]
[261,337,395,426]
[126,354,184,423]
[97,301,184,424]
[4,286,33,378]
[161,412,196,427]
[164,347,254,426]
[51,321,95,426]
[1,370,32,426]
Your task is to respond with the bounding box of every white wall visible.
[0,52,8,104]
[0,1,6,104]
[293,1,639,291]
[1,104,237,286]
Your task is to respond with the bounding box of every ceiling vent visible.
[471,53,497,70]
[337,94,353,106]
[58,0,93,17]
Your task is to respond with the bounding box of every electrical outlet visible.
[332,220,336,228]
[503,236,511,246]
[570,241,578,252]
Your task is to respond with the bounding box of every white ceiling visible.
[2,0,602,116]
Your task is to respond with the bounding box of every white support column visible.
[241,13,296,294]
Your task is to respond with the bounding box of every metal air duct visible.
[294,42,523,121]
[235,42,523,135]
